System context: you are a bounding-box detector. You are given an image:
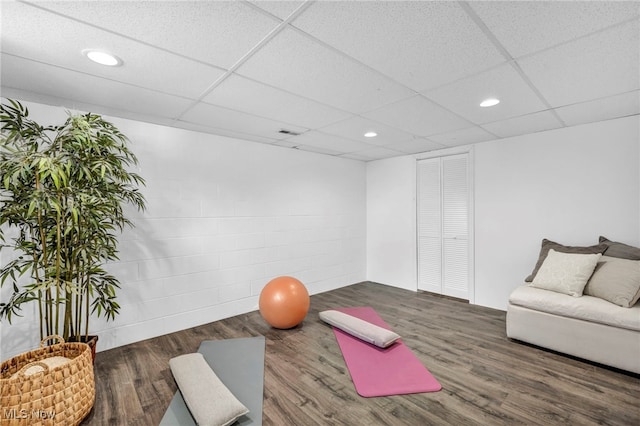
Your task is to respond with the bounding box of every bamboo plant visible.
[0,99,146,343]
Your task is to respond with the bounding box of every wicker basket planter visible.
[0,336,95,425]
[69,335,98,364]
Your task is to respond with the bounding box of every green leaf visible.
[27,199,37,217]
[51,171,60,188]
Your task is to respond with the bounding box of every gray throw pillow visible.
[584,256,640,307]
[169,353,249,426]
[319,310,401,348]
[599,236,640,260]
[525,238,608,282]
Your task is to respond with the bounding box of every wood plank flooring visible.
[81,282,640,425]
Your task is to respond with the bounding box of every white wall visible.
[474,115,639,309]
[367,115,639,310]
[366,156,416,290]
[1,100,366,359]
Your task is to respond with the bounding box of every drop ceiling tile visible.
[292,1,504,91]
[346,146,405,161]
[173,120,280,145]
[424,64,547,124]
[481,110,563,139]
[1,91,76,124]
[429,126,497,147]
[363,95,472,137]
[271,140,300,149]
[1,2,224,98]
[554,91,640,127]
[248,1,305,20]
[0,85,283,146]
[518,20,639,108]
[32,1,280,69]
[282,131,375,154]
[180,101,307,141]
[318,116,414,147]
[1,54,193,119]
[295,144,343,156]
[236,27,414,113]
[338,152,372,162]
[203,74,351,129]
[385,138,446,155]
[0,88,194,138]
[470,1,639,58]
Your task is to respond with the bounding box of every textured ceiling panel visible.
[518,20,639,108]
[272,139,300,149]
[294,144,343,156]
[2,2,225,98]
[248,0,306,20]
[1,54,194,118]
[318,116,414,147]
[387,138,446,155]
[0,87,201,137]
[180,101,307,140]
[292,1,505,91]
[282,130,375,154]
[343,146,405,161]
[555,91,640,127]
[424,64,547,124]
[203,74,351,129]
[363,95,472,137]
[34,0,280,69]
[339,152,375,162]
[470,1,640,58]
[236,28,414,113]
[428,126,497,147]
[173,120,281,145]
[482,110,563,139]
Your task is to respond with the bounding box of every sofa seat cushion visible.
[509,285,640,332]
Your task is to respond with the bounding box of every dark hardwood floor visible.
[82,282,640,425]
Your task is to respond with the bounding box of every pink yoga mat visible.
[331,306,441,397]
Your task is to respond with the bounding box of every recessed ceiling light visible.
[83,49,122,66]
[364,131,377,138]
[480,98,500,108]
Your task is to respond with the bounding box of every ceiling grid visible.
[1,0,638,161]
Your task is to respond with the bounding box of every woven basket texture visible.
[0,336,95,426]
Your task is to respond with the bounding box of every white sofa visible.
[507,285,640,374]
[506,236,640,374]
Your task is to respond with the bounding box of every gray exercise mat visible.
[160,336,266,426]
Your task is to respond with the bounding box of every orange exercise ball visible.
[259,276,310,329]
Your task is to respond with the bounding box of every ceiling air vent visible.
[278,129,301,136]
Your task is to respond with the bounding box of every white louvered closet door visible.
[417,158,442,294]
[417,154,470,300]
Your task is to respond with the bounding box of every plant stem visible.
[85,281,90,339]
[54,210,61,337]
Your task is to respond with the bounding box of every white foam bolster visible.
[169,353,249,426]
[319,310,401,348]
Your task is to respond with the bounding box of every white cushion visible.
[530,249,601,297]
[319,310,401,348]
[509,285,640,331]
[169,353,249,426]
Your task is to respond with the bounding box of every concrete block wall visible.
[1,101,366,358]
